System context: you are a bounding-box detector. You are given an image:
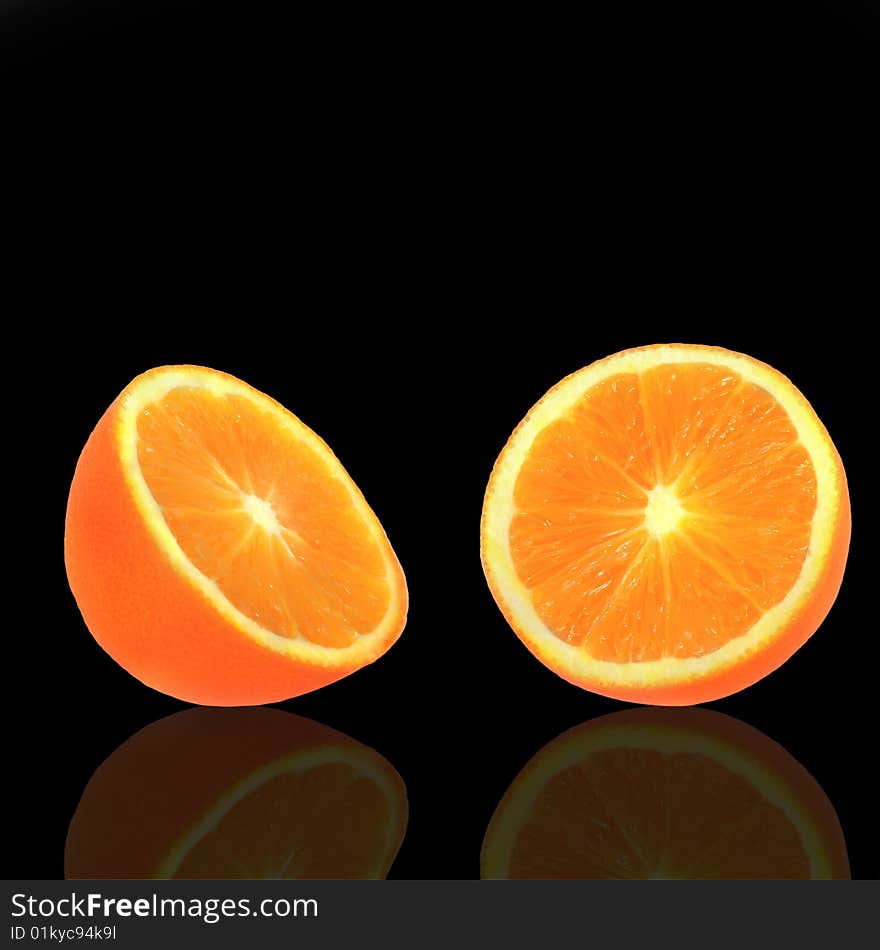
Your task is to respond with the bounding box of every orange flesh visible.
[137,387,389,647]
[510,364,817,661]
[173,763,391,879]
[508,747,810,879]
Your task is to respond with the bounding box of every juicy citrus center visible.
[508,363,817,662]
[643,484,684,537]
[134,384,391,648]
[242,493,281,534]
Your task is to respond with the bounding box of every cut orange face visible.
[481,344,850,704]
[65,708,408,879]
[65,365,407,705]
[481,708,849,879]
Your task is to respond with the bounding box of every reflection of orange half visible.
[65,707,407,879]
[482,708,848,879]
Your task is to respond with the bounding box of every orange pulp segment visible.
[511,362,815,659]
[137,384,389,648]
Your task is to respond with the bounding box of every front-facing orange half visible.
[481,344,850,705]
[65,365,408,705]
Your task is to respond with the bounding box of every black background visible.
[3,0,878,881]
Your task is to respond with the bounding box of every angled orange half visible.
[481,708,849,879]
[481,344,850,705]
[65,365,408,705]
[65,708,408,879]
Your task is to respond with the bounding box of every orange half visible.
[65,365,408,705]
[481,344,850,704]
[481,708,849,879]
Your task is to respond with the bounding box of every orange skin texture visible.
[64,707,408,879]
[65,384,407,706]
[481,347,851,706]
[483,707,850,879]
